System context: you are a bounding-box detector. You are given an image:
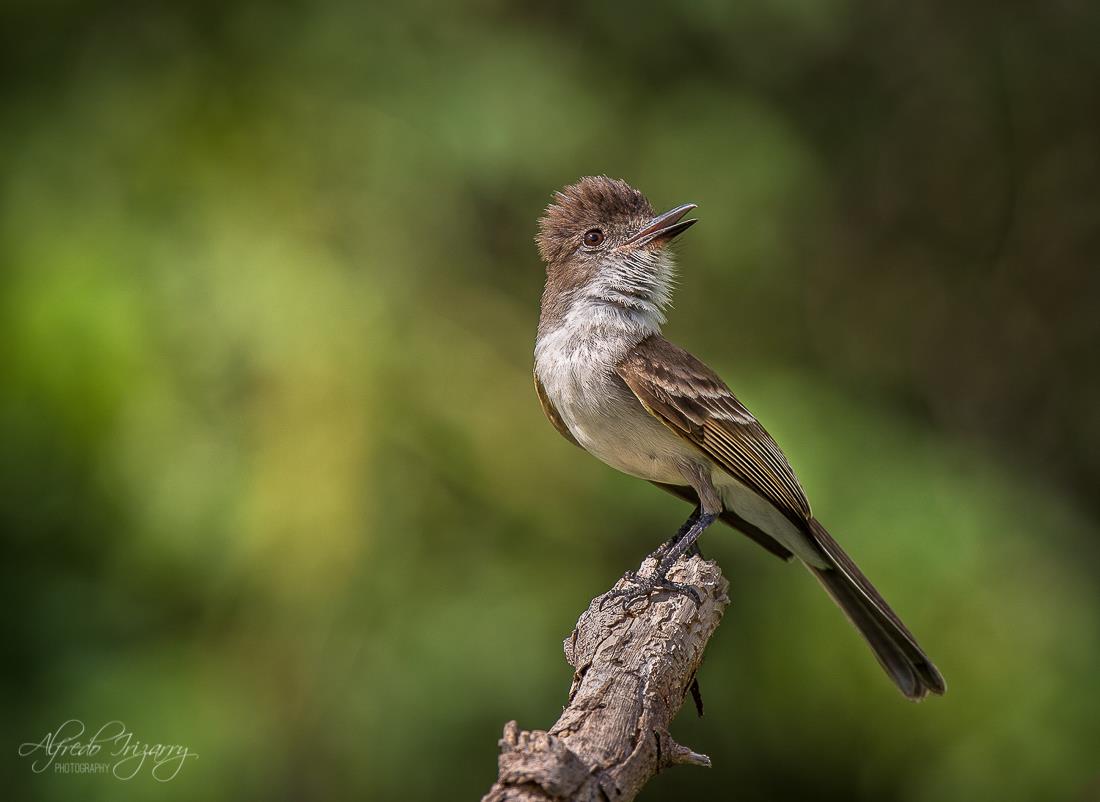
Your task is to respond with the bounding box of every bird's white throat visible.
[535,248,677,380]
[532,249,690,487]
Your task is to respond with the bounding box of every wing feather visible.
[534,372,581,447]
[617,336,811,527]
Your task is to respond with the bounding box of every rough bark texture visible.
[483,555,730,802]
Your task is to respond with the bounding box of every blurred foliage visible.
[2,1,1100,800]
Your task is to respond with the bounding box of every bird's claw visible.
[599,570,702,612]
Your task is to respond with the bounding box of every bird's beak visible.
[622,203,698,247]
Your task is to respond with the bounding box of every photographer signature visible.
[18,719,198,781]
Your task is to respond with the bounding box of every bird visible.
[532,175,945,701]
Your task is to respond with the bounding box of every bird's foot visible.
[599,567,701,612]
[652,540,705,562]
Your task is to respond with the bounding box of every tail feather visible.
[806,518,946,701]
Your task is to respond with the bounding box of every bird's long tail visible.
[806,517,946,701]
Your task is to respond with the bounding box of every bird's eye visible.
[582,228,605,248]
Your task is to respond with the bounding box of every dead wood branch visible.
[483,555,730,802]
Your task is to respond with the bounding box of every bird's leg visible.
[611,506,700,599]
[603,509,719,610]
[651,505,702,561]
[653,510,717,579]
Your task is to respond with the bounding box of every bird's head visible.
[535,177,697,319]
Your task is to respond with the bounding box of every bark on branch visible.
[483,555,730,802]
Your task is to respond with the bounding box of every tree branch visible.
[483,555,730,802]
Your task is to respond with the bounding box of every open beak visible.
[622,203,698,247]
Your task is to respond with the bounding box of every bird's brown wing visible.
[619,338,945,699]
[534,372,580,447]
[616,335,811,529]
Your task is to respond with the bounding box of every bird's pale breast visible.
[534,327,696,485]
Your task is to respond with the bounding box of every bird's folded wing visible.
[616,335,812,528]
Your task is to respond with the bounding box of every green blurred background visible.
[3,1,1100,800]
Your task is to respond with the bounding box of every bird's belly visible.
[563,388,691,485]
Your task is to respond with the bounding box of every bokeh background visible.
[3,1,1100,800]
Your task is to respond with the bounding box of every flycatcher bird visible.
[533,176,945,701]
